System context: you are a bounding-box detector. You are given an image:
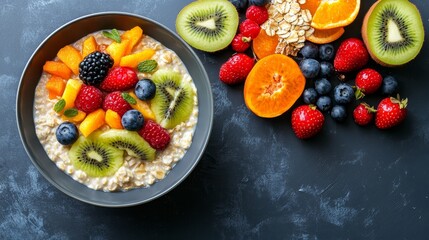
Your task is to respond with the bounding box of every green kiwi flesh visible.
[69,136,124,177]
[151,69,194,129]
[97,129,156,161]
[362,0,424,66]
[176,0,239,52]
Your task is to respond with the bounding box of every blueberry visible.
[121,110,144,131]
[316,96,332,112]
[334,83,355,104]
[319,61,334,77]
[299,58,320,79]
[298,42,318,59]
[135,79,156,100]
[56,122,78,145]
[381,75,399,95]
[229,0,248,10]
[319,44,335,61]
[314,78,332,95]
[248,0,269,6]
[330,105,347,122]
[302,88,318,104]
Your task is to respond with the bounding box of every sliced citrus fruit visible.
[311,0,360,30]
[307,27,345,44]
[244,54,305,118]
[300,0,321,15]
[252,29,279,60]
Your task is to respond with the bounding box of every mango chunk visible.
[61,110,87,123]
[79,109,106,137]
[127,92,156,121]
[46,76,66,99]
[119,49,156,69]
[43,61,72,79]
[57,45,83,75]
[82,36,98,58]
[105,109,123,129]
[106,39,129,67]
[121,26,143,55]
[61,79,83,113]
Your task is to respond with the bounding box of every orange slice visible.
[244,54,305,118]
[252,29,279,60]
[311,0,360,30]
[300,0,321,15]
[307,27,345,44]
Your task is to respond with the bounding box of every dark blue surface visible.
[1,0,429,239]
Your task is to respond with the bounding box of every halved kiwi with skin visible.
[176,0,239,52]
[362,0,424,67]
[69,135,124,177]
[151,69,194,129]
[97,129,156,161]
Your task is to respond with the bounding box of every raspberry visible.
[231,33,251,52]
[245,5,269,25]
[239,19,260,39]
[102,91,132,116]
[138,120,171,150]
[74,85,103,113]
[219,53,255,85]
[79,51,113,86]
[99,67,139,92]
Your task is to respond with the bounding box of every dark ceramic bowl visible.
[16,12,213,207]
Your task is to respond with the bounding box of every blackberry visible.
[79,51,113,85]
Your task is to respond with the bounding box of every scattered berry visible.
[299,58,320,79]
[302,88,318,104]
[74,85,103,113]
[298,42,318,59]
[314,78,332,95]
[355,68,383,98]
[248,0,269,6]
[318,44,335,61]
[135,79,156,101]
[375,96,408,129]
[231,33,252,52]
[219,53,255,85]
[121,110,144,131]
[331,105,347,122]
[353,103,375,126]
[99,66,139,92]
[319,61,334,78]
[239,19,261,39]
[291,105,324,139]
[334,83,354,104]
[381,75,399,96]
[138,119,171,150]
[229,0,248,11]
[79,51,113,86]
[102,91,132,116]
[334,38,369,72]
[245,5,269,25]
[56,122,78,145]
[316,95,332,112]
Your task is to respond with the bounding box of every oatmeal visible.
[34,26,198,191]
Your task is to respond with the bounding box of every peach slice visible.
[43,61,72,79]
[106,39,130,67]
[121,26,143,55]
[79,109,106,137]
[119,49,156,69]
[57,45,83,75]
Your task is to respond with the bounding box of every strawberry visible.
[219,53,255,85]
[99,66,138,92]
[246,5,269,25]
[353,103,376,126]
[231,33,252,52]
[291,105,324,139]
[334,38,369,73]
[355,68,383,99]
[375,95,408,129]
[74,85,103,113]
[138,120,171,150]
[102,91,132,116]
[239,19,260,39]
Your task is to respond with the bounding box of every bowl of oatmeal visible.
[16,12,213,207]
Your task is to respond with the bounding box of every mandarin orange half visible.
[244,54,305,118]
[252,29,279,60]
[311,0,360,30]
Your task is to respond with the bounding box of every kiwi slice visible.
[69,136,124,177]
[362,0,424,66]
[176,0,239,52]
[97,129,156,161]
[151,69,195,129]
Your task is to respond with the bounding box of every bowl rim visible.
[16,11,213,207]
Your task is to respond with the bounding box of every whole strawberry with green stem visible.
[354,68,383,99]
[375,95,408,129]
[353,102,376,126]
[291,105,324,139]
